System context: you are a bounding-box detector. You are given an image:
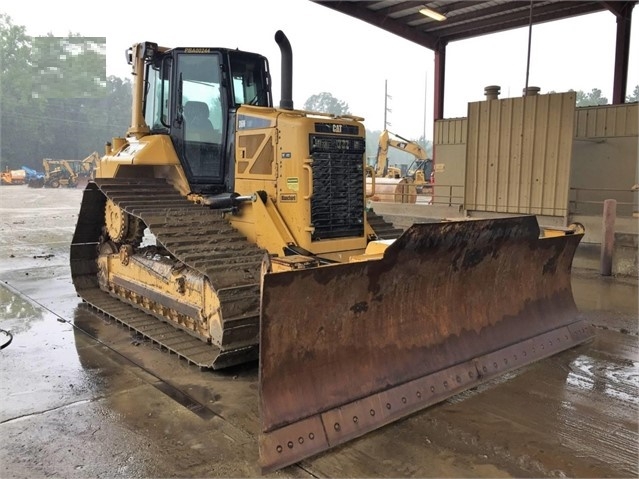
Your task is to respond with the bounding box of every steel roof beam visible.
[313,0,442,50]
[441,2,605,42]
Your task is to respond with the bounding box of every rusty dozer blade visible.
[258,215,593,471]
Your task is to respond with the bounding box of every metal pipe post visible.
[600,199,617,276]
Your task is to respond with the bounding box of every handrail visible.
[569,186,637,215]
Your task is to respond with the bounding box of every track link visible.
[70,178,265,369]
[366,210,404,239]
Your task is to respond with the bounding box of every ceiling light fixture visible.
[419,6,446,21]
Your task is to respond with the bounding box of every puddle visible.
[567,354,639,405]
[152,381,217,420]
[572,274,638,315]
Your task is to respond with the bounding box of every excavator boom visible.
[367,130,432,203]
[374,129,427,177]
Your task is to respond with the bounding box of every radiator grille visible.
[309,135,365,240]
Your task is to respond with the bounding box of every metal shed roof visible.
[312,1,635,49]
[313,0,636,116]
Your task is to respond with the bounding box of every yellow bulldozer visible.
[70,32,593,472]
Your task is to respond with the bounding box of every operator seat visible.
[182,101,222,179]
[183,101,216,142]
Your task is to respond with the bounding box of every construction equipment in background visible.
[366,175,416,203]
[0,168,27,185]
[366,130,423,203]
[75,152,100,188]
[69,32,593,473]
[23,166,45,187]
[407,158,434,194]
[378,130,434,194]
[40,159,79,188]
[32,153,99,188]
[373,130,425,178]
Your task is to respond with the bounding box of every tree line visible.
[0,14,131,171]
[1,14,637,172]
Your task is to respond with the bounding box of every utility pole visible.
[423,70,428,150]
[384,79,392,129]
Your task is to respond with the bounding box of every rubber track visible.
[70,178,264,369]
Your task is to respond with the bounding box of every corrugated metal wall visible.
[571,103,638,216]
[465,92,576,217]
[435,118,467,145]
[574,103,638,138]
[432,118,467,206]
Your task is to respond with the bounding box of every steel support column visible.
[612,3,635,103]
[434,42,446,122]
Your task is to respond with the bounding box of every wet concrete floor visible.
[0,185,637,478]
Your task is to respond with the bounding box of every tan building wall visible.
[571,103,638,217]
[434,97,638,222]
[432,118,466,207]
[465,92,575,219]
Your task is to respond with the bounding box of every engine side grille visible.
[309,135,365,240]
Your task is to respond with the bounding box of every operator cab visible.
[141,45,272,193]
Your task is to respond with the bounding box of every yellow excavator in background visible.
[70,31,592,472]
[366,130,424,203]
[373,129,425,178]
[377,129,434,194]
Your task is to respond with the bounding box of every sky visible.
[2,0,638,141]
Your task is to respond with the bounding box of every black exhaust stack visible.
[275,31,293,110]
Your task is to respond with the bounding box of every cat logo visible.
[280,193,297,203]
